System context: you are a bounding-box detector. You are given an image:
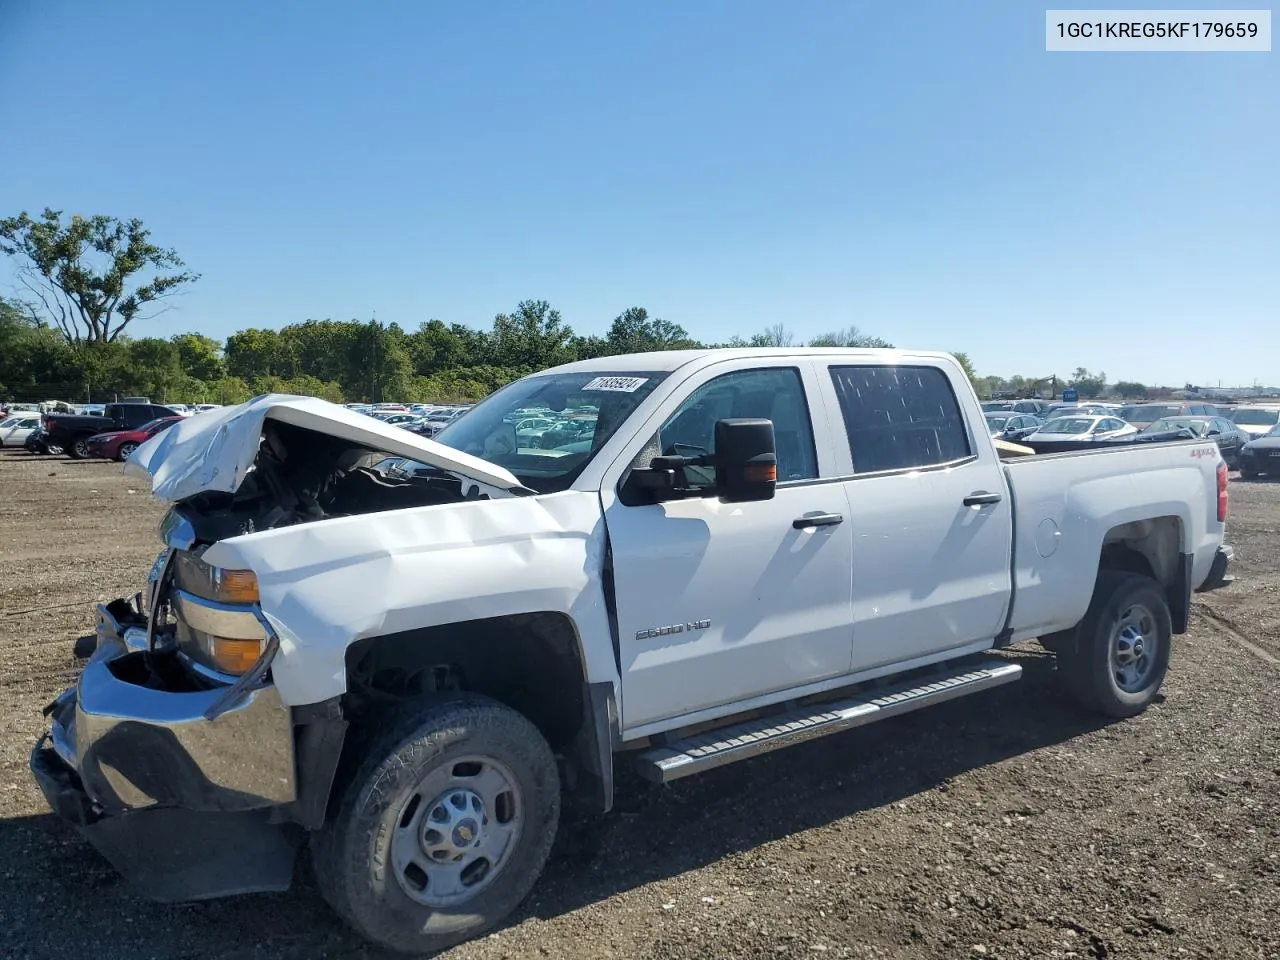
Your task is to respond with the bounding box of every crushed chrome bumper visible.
[29,597,300,901]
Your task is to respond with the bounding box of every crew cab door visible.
[601,359,854,732]
[818,361,1014,672]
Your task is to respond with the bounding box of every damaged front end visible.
[30,395,532,900]
[29,590,303,901]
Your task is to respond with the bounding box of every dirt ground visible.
[1,447,1277,960]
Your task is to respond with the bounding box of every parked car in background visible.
[984,413,1042,442]
[1139,416,1248,466]
[1226,405,1280,440]
[43,402,182,459]
[416,406,472,437]
[0,412,43,447]
[1118,401,1218,429]
[1027,415,1137,446]
[373,413,419,426]
[194,404,223,413]
[82,417,183,462]
[24,427,62,454]
[1239,424,1280,479]
[983,399,1049,416]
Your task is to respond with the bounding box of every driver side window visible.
[650,367,818,489]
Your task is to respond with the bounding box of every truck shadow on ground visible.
[525,648,1114,923]
[0,649,1117,959]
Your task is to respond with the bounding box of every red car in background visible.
[82,416,183,461]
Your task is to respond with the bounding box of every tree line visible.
[0,294,909,405]
[0,209,913,404]
[0,208,1161,407]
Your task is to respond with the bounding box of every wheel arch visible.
[1098,515,1191,634]
[341,611,617,813]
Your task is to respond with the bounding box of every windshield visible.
[435,371,667,493]
[140,417,180,435]
[1230,408,1280,426]
[1119,404,1179,422]
[1143,418,1205,435]
[1040,417,1094,435]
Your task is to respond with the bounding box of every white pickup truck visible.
[31,348,1233,954]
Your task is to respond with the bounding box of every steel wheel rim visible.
[1112,602,1159,692]
[389,754,523,908]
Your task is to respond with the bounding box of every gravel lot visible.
[1,447,1278,960]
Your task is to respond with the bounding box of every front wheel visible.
[312,695,560,955]
[68,437,90,459]
[1056,571,1172,718]
[116,441,138,461]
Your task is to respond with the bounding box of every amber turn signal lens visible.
[216,569,260,604]
[207,637,264,675]
[745,464,777,483]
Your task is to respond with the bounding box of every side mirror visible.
[714,418,777,502]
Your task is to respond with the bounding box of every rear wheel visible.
[312,695,560,955]
[116,441,138,461]
[68,437,90,459]
[1056,571,1171,718]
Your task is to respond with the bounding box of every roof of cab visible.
[539,347,951,376]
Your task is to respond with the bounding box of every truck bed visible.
[1000,435,1224,643]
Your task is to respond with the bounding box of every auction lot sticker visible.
[582,376,649,392]
[1046,10,1271,50]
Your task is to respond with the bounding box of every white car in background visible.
[1227,405,1280,440]
[0,413,43,446]
[1027,414,1137,444]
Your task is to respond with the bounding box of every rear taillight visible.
[1217,462,1228,523]
[44,418,57,430]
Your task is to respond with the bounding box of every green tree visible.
[951,351,978,385]
[749,324,794,347]
[1069,367,1108,399]
[0,208,199,343]
[604,307,699,354]
[128,338,186,401]
[808,326,893,348]
[225,327,293,380]
[171,333,225,381]
[1114,381,1147,399]
[489,300,575,370]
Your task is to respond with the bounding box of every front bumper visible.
[29,600,301,900]
[1196,544,1234,592]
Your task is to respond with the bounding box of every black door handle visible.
[963,491,1003,507]
[793,513,844,529]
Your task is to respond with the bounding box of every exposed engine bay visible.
[176,420,489,542]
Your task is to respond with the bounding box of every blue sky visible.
[1,1,1275,385]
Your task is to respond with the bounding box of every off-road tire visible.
[311,695,560,955]
[1055,571,1172,718]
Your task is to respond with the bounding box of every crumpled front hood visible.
[124,394,524,503]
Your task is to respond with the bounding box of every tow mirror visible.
[622,418,777,504]
[714,418,777,503]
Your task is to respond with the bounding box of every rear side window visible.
[829,365,973,474]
